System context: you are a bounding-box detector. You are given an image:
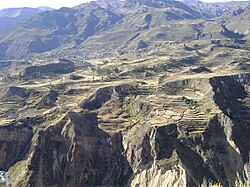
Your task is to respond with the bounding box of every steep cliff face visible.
[202,114,246,186]
[209,74,250,181]
[0,124,33,171]
[3,73,250,187]
[124,124,189,187]
[8,112,131,187]
[123,114,248,187]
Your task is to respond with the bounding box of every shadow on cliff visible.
[156,125,218,186]
[0,121,33,171]
[202,115,247,186]
[209,74,250,164]
[26,111,132,187]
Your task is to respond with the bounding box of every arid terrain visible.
[0,0,249,187]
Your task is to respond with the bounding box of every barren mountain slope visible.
[0,0,249,60]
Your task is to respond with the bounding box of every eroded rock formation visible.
[2,73,249,187]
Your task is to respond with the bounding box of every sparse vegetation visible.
[0,0,249,187]
[22,62,75,79]
[226,108,232,116]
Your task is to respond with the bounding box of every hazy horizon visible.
[0,0,249,9]
[0,0,89,9]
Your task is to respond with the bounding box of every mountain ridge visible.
[0,7,54,36]
[0,0,249,60]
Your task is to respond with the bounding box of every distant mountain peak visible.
[37,6,55,11]
[0,7,54,35]
[182,0,201,3]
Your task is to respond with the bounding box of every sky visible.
[0,0,248,9]
[0,0,89,9]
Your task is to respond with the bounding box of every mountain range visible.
[0,0,249,60]
[0,7,54,36]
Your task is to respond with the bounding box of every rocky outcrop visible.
[22,62,75,77]
[8,111,131,187]
[210,73,250,164]
[202,114,247,186]
[0,124,33,170]
[123,113,249,187]
[80,84,151,110]
[1,86,30,101]
[37,90,59,108]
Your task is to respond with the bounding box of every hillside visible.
[0,0,249,60]
[0,7,54,36]
[224,6,250,39]
[183,0,250,18]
